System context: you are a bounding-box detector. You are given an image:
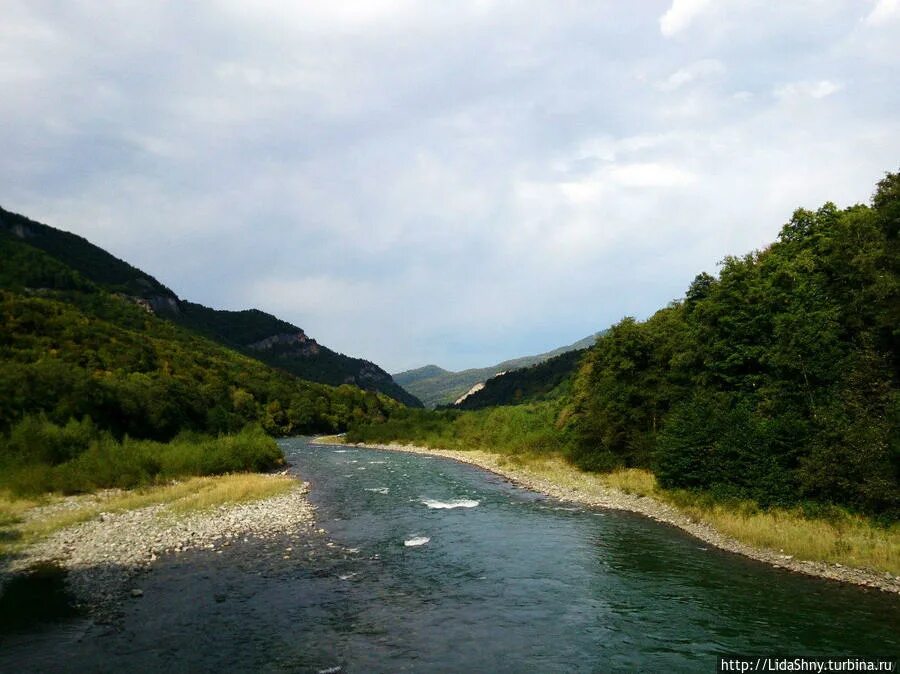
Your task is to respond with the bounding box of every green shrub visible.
[0,422,284,496]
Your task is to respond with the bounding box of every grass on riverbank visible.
[0,421,285,497]
[345,405,900,575]
[0,473,296,559]
[493,454,900,576]
[347,404,571,455]
[332,433,900,576]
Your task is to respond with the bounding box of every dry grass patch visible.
[313,435,346,444]
[0,473,296,559]
[484,453,899,576]
[167,473,294,513]
[0,492,42,528]
[671,499,900,575]
[599,468,658,497]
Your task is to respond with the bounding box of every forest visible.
[350,171,900,520]
[0,232,401,495]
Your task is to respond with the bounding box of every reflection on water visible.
[1,437,897,673]
[0,563,83,634]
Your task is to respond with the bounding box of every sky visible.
[2,1,899,372]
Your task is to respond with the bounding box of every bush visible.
[3,415,101,465]
[0,421,284,496]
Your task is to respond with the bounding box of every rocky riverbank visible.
[314,438,900,595]
[1,476,318,621]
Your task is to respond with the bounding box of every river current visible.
[1,437,897,672]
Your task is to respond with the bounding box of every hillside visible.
[0,207,421,407]
[453,348,588,410]
[0,231,401,440]
[353,170,900,519]
[394,334,598,408]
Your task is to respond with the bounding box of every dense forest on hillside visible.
[0,232,401,494]
[351,171,900,519]
[0,207,421,407]
[394,334,596,408]
[167,302,423,408]
[452,348,587,410]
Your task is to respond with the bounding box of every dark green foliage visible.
[454,348,587,410]
[394,334,598,408]
[0,207,174,299]
[171,302,299,346]
[169,302,423,407]
[571,307,691,470]
[0,421,284,496]
[0,208,420,407]
[571,170,900,517]
[0,288,398,440]
[347,401,571,457]
[0,229,403,494]
[353,170,900,519]
[0,234,94,293]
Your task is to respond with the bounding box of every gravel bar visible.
[1,476,317,620]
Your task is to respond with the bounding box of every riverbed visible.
[1,437,897,672]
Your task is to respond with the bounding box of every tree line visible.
[570,171,899,517]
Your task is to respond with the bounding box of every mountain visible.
[0,230,402,442]
[453,347,588,410]
[0,206,421,408]
[394,334,599,408]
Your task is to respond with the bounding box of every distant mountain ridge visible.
[0,206,421,407]
[394,334,599,408]
[453,348,588,410]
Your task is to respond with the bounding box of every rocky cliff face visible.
[247,331,320,357]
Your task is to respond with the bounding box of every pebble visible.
[1,478,317,618]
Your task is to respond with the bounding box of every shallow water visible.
[1,437,897,672]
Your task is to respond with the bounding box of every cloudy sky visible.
[2,1,899,372]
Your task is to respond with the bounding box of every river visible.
[1,437,897,672]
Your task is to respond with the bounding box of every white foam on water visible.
[364,487,389,494]
[333,450,351,453]
[421,498,480,510]
[404,536,430,547]
[338,573,357,580]
[368,460,387,464]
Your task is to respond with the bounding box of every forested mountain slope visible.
[352,170,900,519]
[0,232,400,441]
[568,171,899,516]
[0,207,420,407]
[394,334,598,408]
[453,348,588,410]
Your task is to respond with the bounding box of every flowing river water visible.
[2,437,898,672]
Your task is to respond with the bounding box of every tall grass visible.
[347,404,570,456]
[498,458,900,575]
[343,413,900,575]
[0,420,284,497]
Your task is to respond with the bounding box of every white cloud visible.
[1,1,898,371]
[863,0,900,25]
[608,163,697,188]
[658,59,725,91]
[659,0,712,37]
[774,79,844,100]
